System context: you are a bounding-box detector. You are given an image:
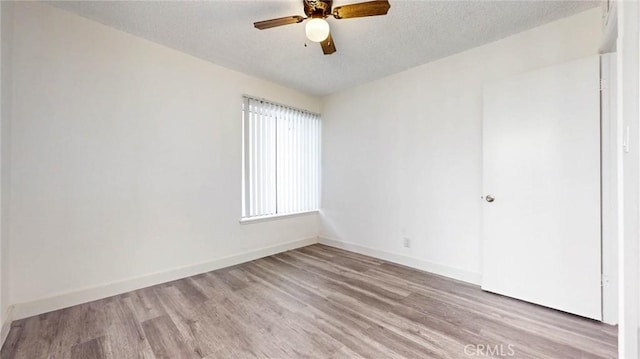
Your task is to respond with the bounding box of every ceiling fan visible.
[253,0,391,55]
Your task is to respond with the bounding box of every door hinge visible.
[600,78,608,91]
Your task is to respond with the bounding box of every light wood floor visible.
[1,244,616,358]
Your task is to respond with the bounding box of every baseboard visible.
[1,305,14,348]
[12,237,318,320]
[10,236,480,320]
[319,237,482,285]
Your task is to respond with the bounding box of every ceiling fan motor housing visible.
[304,0,333,18]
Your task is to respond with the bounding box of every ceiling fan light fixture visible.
[305,18,330,42]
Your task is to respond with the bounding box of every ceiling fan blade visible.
[320,32,336,55]
[254,16,305,30]
[332,0,390,19]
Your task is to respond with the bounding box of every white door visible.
[481,56,602,320]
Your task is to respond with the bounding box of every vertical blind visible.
[242,96,321,218]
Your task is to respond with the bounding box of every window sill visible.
[239,210,319,224]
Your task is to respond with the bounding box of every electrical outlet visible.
[403,237,411,248]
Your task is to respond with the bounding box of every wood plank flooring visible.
[1,244,617,358]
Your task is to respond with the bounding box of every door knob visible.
[485,195,495,203]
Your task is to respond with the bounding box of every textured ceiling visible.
[50,0,600,96]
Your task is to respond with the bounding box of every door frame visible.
[601,52,618,325]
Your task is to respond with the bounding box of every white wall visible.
[0,0,3,332]
[617,0,640,357]
[0,0,11,341]
[320,8,602,283]
[7,2,321,317]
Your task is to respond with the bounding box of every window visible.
[242,96,321,219]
